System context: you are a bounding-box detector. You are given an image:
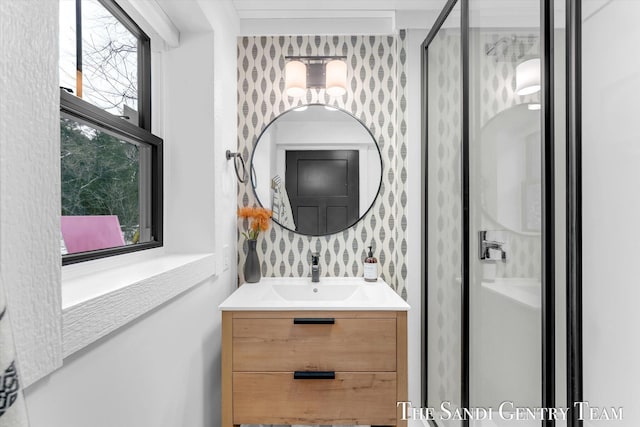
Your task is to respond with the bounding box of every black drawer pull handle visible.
[293,318,335,324]
[294,371,336,380]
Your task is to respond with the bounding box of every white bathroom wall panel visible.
[163,31,218,254]
[0,0,63,386]
[582,1,640,425]
[25,276,235,427]
[237,34,409,299]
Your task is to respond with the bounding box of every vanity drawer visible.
[232,317,396,371]
[232,372,397,425]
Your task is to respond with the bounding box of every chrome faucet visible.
[311,252,320,283]
[479,230,507,261]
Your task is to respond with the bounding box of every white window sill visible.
[61,252,216,357]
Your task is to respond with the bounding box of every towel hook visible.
[226,150,247,183]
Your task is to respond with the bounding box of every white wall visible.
[25,277,232,427]
[0,0,63,386]
[583,1,640,425]
[163,32,219,254]
[22,1,240,426]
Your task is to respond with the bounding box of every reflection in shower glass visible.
[469,0,542,419]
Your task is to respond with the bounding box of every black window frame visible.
[60,0,163,265]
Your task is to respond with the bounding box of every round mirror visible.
[479,103,541,235]
[251,104,383,236]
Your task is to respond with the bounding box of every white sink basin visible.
[273,283,361,301]
[219,277,409,311]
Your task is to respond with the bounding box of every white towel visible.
[271,176,296,231]
[0,282,29,427]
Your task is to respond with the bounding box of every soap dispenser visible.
[363,245,378,282]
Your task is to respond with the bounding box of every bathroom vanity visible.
[219,277,409,427]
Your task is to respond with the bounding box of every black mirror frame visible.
[249,103,384,237]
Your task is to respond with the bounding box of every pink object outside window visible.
[61,215,125,254]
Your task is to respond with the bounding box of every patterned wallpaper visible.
[236,34,408,299]
[426,28,463,409]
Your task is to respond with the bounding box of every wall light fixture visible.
[285,56,347,97]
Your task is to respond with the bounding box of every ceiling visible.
[232,0,447,34]
[231,0,446,18]
[155,0,448,36]
[155,0,567,37]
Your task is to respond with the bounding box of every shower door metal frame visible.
[420,0,465,419]
[541,1,557,424]
[566,0,583,426]
[421,1,557,426]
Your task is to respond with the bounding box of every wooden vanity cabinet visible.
[222,310,407,427]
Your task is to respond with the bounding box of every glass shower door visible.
[425,2,463,425]
[468,1,543,420]
[425,2,560,425]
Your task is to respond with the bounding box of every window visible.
[59,0,162,264]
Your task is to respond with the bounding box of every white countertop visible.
[219,276,410,311]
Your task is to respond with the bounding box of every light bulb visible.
[325,60,347,96]
[285,60,306,97]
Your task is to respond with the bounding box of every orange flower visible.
[238,206,272,239]
[238,207,254,218]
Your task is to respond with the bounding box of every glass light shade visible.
[515,58,541,96]
[528,103,541,111]
[285,60,307,97]
[325,60,347,96]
